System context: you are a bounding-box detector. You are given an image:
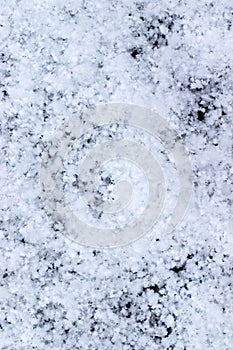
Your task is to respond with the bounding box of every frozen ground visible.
[0,0,233,349]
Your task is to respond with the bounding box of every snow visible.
[0,0,232,349]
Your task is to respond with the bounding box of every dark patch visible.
[197,110,205,121]
[112,295,133,319]
[43,107,49,122]
[131,12,182,52]
[187,253,194,259]
[2,89,8,98]
[143,284,160,293]
[90,322,97,332]
[136,3,144,11]
[150,315,173,340]
[149,313,159,327]
[221,108,227,116]
[176,75,228,130]
[130,47,143,59]
[72,174,79,188]
[105,176,114,185]
[166,326,173,336]
[1,53,7,63]
[170,262,186,273]
[47,262,57,271]
[52,222,62,232]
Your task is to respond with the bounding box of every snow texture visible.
[0,0,232,349]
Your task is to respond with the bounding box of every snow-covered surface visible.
[0,0,232,349]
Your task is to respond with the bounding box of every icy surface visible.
[0,0,233,349]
